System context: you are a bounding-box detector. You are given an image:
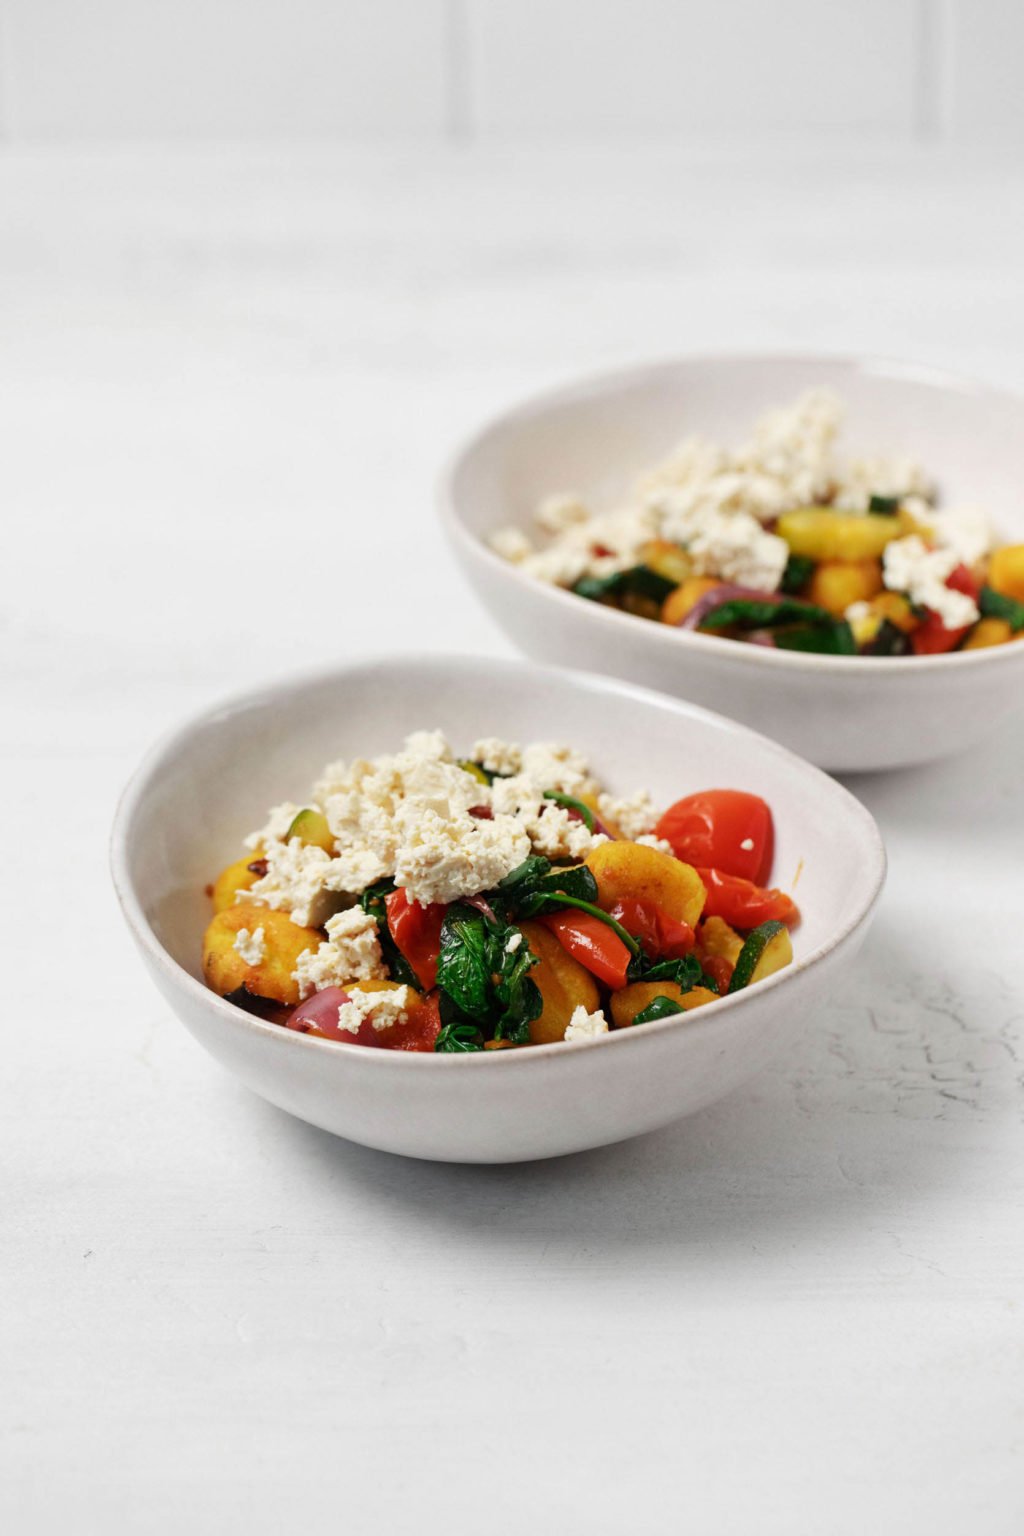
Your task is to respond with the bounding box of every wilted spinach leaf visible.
[633,996,686,1026]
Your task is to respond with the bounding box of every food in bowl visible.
[202,730,799,1053]
[490,390,1024,657]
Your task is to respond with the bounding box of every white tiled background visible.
[1,0,1023,142]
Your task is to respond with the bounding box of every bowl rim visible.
[111,652,886,1072]
[437,350,1024,677]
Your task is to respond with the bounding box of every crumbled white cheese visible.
[246,839,340,929]
[293,908,387,1000]
[657,498,789,592]
[635,834,675,856]
[523,802,607,861]
[335,985,413,1036]
[534,493,591,534]
[925,504,993,567]
[598,789,658,841]
[564,1006,610,1043]
[232,926,266,966]
[394,810,531,907]
[739,837,755,852]
[505,930,523,954]
[519,741,597,798]
[470,736,523,777]
[844,599,874,625]
[489,526,535,564]
[883,535,979,630]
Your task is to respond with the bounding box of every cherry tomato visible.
[656,790,774,883]
[910,564,979,654]
[696,867,799,928]
[606,898,695,960]
[910,611,972,654]
[385,888,447,989]
[541,910,632,990]
[946,563,980,600]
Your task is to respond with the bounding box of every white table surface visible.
[5,144,1023,1534]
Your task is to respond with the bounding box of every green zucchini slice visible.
[727,920,793,993]
[285,807,334,852]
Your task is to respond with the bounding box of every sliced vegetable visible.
[727,921,793,992]
[541,909,634,990]
[285,808,334,852]
[696,867,799,928]
[656,790,774,883]
[979,584,1024,632]
[385,887,447,990]
[776,509,901,562]
[779,553,815,595]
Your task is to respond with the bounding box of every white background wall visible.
[1,0,1023,143]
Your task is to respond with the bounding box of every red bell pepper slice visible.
[541,909,633,990]
[385,888,447,990]
[606,898,695,960]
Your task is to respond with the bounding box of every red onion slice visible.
[285,986,356,1042]
[463,893,499,923]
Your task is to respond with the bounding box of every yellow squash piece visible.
[962,617,1014,650]
[749,925,793,984]
[518,920,601,1046]
[807,558,883,617]
[202,902,323,1007]
[987,544,1024,603]
[610,980,716,1030]
[777,509,901,563]
[586,840,706,929]
[211,853,264,913]
[638,539,693,587]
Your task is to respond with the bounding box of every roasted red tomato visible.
[696,867,799,928]
[385,888,447,989]
[911,564,979,654]
[541,909,632,990]
[606,898,695,960]
[656,790,774,884]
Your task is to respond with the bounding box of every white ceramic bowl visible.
[440,355,1024,771]
[111,655,884,1164]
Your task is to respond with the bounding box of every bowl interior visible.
[118,657,883,1004]
[450,355,1024,545]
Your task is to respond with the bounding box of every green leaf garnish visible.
[633,996,686,1026]
[979,585,1024,632]
[779,554,815,595]
[434,1023,486,1053]
[868,493,901,515]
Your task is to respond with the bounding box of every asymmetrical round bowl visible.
[112,655,885,1163]
[440,355,1024,771]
